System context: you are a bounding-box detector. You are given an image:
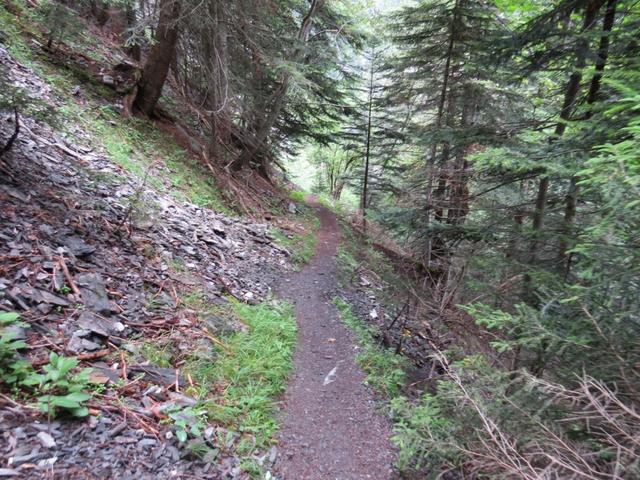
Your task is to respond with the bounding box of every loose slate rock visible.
[67,330,103,353]
[77,311,120,337]
[0,468,20,477]
[17,285,70,307]
[61,236,96,257]
[91,362,122,383]
[36,432,56,449]
[128,365,186,387]
[75,273,113,314]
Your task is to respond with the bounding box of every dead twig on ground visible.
[58,255,82,297]
[202,328,233,354]
[120,350,127,380]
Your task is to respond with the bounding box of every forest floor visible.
[275,200,396,479]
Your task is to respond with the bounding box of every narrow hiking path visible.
[275,201,396,479]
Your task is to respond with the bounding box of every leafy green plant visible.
[289,190,307,203]
[165,404,209,443]
[23,352,93,417]
[0,312,32,385]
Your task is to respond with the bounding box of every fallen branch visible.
[96,402,160,437]
[58,255,82,297]
[0,393,38,411]
[78,349,110,361]
[202,328,233,355]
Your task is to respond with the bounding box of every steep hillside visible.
[0,19,318,478]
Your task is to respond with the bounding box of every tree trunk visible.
[586,0,617,107]
[333,181,344,200]
[361,51,375,233]
[124,3,141,61]
[132,0,181,117]
[90,0,110,26]
[208,0,231,163]
[528,1,601,267]
[447,84,473,226]
[425,0,461,266]
[558,0,615,275]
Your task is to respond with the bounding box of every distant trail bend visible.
[275,200,396,480]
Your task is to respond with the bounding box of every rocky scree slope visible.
[0,44,295,479]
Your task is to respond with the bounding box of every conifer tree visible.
[132,0,181,116]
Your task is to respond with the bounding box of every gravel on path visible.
[275,202,396,480]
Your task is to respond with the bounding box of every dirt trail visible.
[275,202,396,479]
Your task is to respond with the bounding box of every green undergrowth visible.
[1,3,233,216]
[336,219,405,307]
[184,297,297,453]
[333,294,435,474]
[136,289,298,475]
[66,99,231,215]
[316,193,348,213]
[270,205,320,268]
[333,222,437,475]
[289,189,306,203]
[333,298,407,398]
[1,312,95,418]
[217,301,296,445]
[92,109,232,214]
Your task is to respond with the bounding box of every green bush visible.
[0,312,31,384]
[22,352,93,417]
[1,312,93,417]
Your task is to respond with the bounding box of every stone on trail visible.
[323,366,338,386]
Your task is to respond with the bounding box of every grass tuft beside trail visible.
[269,203,320,269]
[333,297,407,399]
[185,299,297,451]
